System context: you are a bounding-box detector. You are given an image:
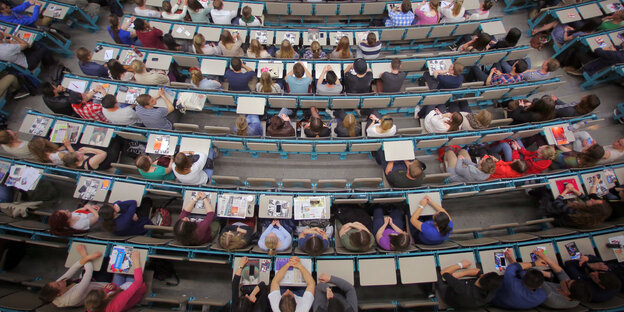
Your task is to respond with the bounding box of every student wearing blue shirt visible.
[409,195,453,245]
[76,47,109,78]
[233,114,263,136]
[108,15,138,45]
[285,62,312,94]
[492,248,547,309]
[421,61,464,90]
[0,1,49,27]
[224,57,256,91]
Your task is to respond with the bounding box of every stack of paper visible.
[5,165,41,191]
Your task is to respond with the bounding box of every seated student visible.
[418,105,463,133]
[314,273,358,312]
[225,57,256,91]
[447,101,491,130]
[76,47,108,78]
[84,251,146,312]
[421,61,464,90]
[28,137,73,165]
[211,0,236,24]
[385,0,415,27]
[258,219,294,255]
[551,143,605,169]
[377,59,406,93]
[219,30,244,57]
[99,199,153,236]
[582,42,624,76]
[0,74,27,100]
[0,1,47,27]
[233,257,270,311]
[246,39,271,58]
[466,0,492,20]
[334,110,360,137]
[564,254,622,302]
[101,94,141,126]
[136,154,175,181]
[372,206,411,251]
[0,30,53,70]
[108,15,137,45]
[161,0,187,20]
[490,27,521,49]
[71,88,109,123]
[491,248,547,309]
[530,182,612,229]
[487,157,528,180]
[131,59,170,85]
[440,0,465,23]
[303,107,331,137]
[344,58,373,93]
[276,39,298,59]
[269,256,315,312]
[356,32,382,59]
[364,111,396,137]
[174,191,218,245]
[285,62,312,94]
[492,140,555,174]
[304,41,327,59]
[106,59,134,81]
[457,32,493,52]
[172,149,216,185]
[330,36,354,59]
[190,68,221,90]
[135,89,178,130]
[507,97,556,125]
[297,220,333,256]
[134,0,161,17]
[267,108,296,137]
[49,204,100,236]
[335,207,375,252]
[62,145,118,171]
[466,59,528,85]
[234,114,262,136]
[219,221,254,251]
[444,149,495,182]
[192,34,220,55]
[514,58,559,82]
[375,148,426,188]
[256,71,281,93]
[39,244,104,307]
[0,129,35,160]
[40,82,82,116]
[133,18,166,49]
[598,137,624,164]
[554,94,600,118]
[437,259,501,309]
[409,195,453,244]
[237,5,261,26]
[316,65,343,95]
[532,249,591,309]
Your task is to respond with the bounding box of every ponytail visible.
[109,15,122,44]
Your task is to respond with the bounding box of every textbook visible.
[109,245,134,274]
[235,258,271,286]
[50,122,81,144]
[294,196,328,220]
[427,59,452,75]
[275,257,312,287]
[5,165,41,191]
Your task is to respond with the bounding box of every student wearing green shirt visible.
[135,155,175,181]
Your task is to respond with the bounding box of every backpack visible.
[49,63,71,86]
[150,197,175,226]
[145,258,179,286]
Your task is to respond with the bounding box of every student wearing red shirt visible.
[489,139,555,175]
[133,18,165,49]
[486,155,528,180]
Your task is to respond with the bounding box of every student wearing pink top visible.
[84,251,146,312]
[413,0,441,25]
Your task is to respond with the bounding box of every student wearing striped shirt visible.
[356,33,382,59]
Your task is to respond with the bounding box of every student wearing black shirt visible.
[303,106,331,138]
[343,58,373,93]
[377,59,406,92]
[375,149,426,188]
[232,256,269,312]
[40,82,81,116]
[564,255,622,302]
[438,259,501,309]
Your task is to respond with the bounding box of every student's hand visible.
[384,216,391,225]
[565,183,576,192]
[504,248,514,261]
[458,154,465,160]
[279,113,290,121]
[533,248,547,260]
[319,273,331,283]
[158,88,167,98]
[246,293,257,302]
[196,192,206,199]
[424,195,432,203]
[588,262,609,272]
[324,65,332,71]
[76,244,87,255]
[550,94,558,101]
[419,198,427,207]
[288,256,300,266]
[326,288,334,299]
[271,219,279,226]
[240,256,249,266]
[130,16,136,22]
[460,259,471,269]
[131,250,140,264]
[578,255,589,266]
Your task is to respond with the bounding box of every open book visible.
[582,169,618,196]
[294,196,328,220]
[50,123,81,144]
[236,258,271,286]
[5,165,41,191]
[109,245,135,274]
[217,194,253,218]
[27,117,51,136]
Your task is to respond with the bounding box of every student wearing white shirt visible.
[210,0,236,24]
[161,0,188,20]
[134,0,161,17]
[440,0,465,23]
[101,94,142,126]
[172,149,216,185]
[268,256,315,312]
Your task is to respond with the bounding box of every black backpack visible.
[145,258,179,286]
[49,64,71,86]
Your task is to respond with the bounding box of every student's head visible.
[537,145,556,160]
[241,6,253,20]
[562,279,592,302]
[478,157,496,174]
[614,137,624,151]
[325,70,337,85]
[213,0,223,9]
[193,33,206,54]
[379,116,394,132]
[134,0,146,6]
[162,0,172,12]
[366,32,377,46]
[447,112,464,131]
[40,82,59,97]
[269,115,285,129]
[130,59,146,73]
[310,41,322,58]
[61,152,82,168]
[337,36,351,58]
[220,30,234,45]
[391,59,401,71]
[513,59,529,73]
[429,0,441,11]
[474,110,492,128]
[575,94,600,115]
[135,155,153,172]
[98,204,116,232]
[264,233,279,256]
[591,272,622,291]
[474,32,493,51]
[49,210,77,236]
[135,94,154,109]
[303,235,325,256]
[482,0,493,10]
[433,211,451,236]
[579,144,605,167]
[174,218,199,245]
[27,137,58,162]
[408,160,425,179]
[279,39,295,59]
[101,94,117,109]
[162,33,179,51]
[327,297,344,312]
[0,129,17,145]
[190,67,204,86]
[579,17,603,32]
[389,232,410,250]
[523,269,545,290]
[0,2,13,14]
[353,58,368,75]
[510,159,528,174]
[528,97,555,121]
[236,115,249,136]
[220,231,247,251]
[76,47,91,64]
[174,152,193,171]
[400,0,411,13]
[248,39,262,57]
[85,288,121,312]
[108,15,123,43]
[40,280,67,303]
[279,290,297,312]
[452,0,464,16]
[476,272,502,292]
[503,27,521,47]
[309,117,324,133]
[188,0,203,11]
[342,114,357,137]
[348,230,371,251]
[567,198,612,228]
[230,57,242,71]
[133,18,146,31]
[451,62,464,76]
[106,59,126,80]
[542,58,560,72]
[293,63,305,78]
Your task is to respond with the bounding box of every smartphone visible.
[494,253,507,271]
[118,86,128,92]
[607,243,621,248]
[151,57,158,62]
[530,252,538,262]
[249,264,255,276]
[565,242,582,260]
[276,203,281,213]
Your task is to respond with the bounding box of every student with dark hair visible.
[564,254,622,302]
[316,65,343,95]
[385,0,415,26]
[378,59,406,92]
[303,106,331,137]
[133,18,166,49]
[313,273,358,312]
[375,148,426,188]
[285,62,312,94]
[466,60,528,85]
[232,256,269,312]
[297,221,332,256]
[458,32,493,52]
[409,195,453,244]
[161,0,187,20]
[0,30,53,70]
[372,206,411,251]
[0,1,47,27]
[70,86,109,123]
[108,15,137,45]
[344,58,373,93]
[551,143,606,169]
[174,191,218,245]
[106,59,134,81]
[554,94,600,117]
[533,249,592,308]
[135,154,174,181]
[101,94,141,126]
[188,0,210,22]
[336,207,375,252]
[492,248,547,309]
[172,149,216,185]
[40,82,82,116]
[356,32,382,59]
[98,199,152,236]
[49,204,100,236]
[507,97,556,124]
[269,256,315,312]
[437,259,501,309]
[421,61,464,90]
[491,27,521,49]
[466,0,493,20]
[267,108,296,137]
[513,58,560,81]
[225,57,256,91]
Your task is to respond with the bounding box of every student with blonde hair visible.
[440,0,465,23]
[256,71,281,93]
[258,219,294,256]
[363,109,396,137]
[233,114,262,136]
[276,39,297,59]
[189,67,221,90]
[219,222,254,251]
[247,39,271,58]
[131,59,170,85]
[330,36,353,59]
[161,0,187,20]
[413,0,441,25]
[192,33,220,55]
[334,111,361,137]
[304,41,327,59]
[218,30,244,56]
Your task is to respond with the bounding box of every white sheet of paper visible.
[104,49,114,61]
[67,80,87,93]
